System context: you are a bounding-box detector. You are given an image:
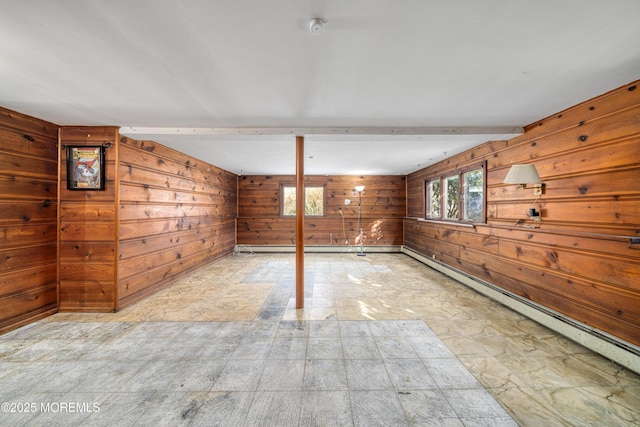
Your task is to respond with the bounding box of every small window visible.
[282,186,325,216]
[463,169,483,222]
[426,180,441,218]
[444,175,459,219]
[424,162,485,223]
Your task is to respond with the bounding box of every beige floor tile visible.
[16,252,638,426]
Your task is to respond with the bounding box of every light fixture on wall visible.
[505,164,545,222]
[504,164,544,195]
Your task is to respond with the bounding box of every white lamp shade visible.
[344,199,352,206]
[504,164,541,184]
[354,185,365,192]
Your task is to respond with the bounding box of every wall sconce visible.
[504,164,544,195]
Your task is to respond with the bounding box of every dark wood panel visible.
[59,262,115,281]
[523,81,640,135]
[119,182,233,205]
[490,137,640,191]
[122,137,237,178]
[59,126,119,142]
[119,216,231,241]
[0,244,57,272]
[0,219,57,250]
[0,107,59,334]
[58,280,115,311]
[238,174,406,246]
[0,201,57,223]
[0,264,57,296]
[0,284,57,325]
[59,222,117,241]
[119,234,227,279]
[0,152,57,179]
[457,231,500,255]
[489,108,640,172]
[459,247,640,323]
[453,253,640,346]
[118,202,234,221]
[120,148,237,193]
[58,126,119,313]
[59,203,116,222]
[119,141,234,186]
[497,239,639,291]
[0,176,57,201]
[489,168,639,202]
[237,218,403,246]
[118,225,229,259]
[0,128,58,158]
[0,107,58,139]
[115,136,237,310]
[59,242,116,262]
[480,224,635,257]
[404,80,640,347]
[489,198,640,225]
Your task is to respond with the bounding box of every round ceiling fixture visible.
[309,18,326,35]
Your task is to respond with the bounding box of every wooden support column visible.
[295,136,304,308]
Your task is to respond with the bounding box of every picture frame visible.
[66,146,106,190]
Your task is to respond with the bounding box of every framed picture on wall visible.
[66,146,105,190]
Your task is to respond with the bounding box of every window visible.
[463,169,483,222]
[424,163,485,222]
[282,186,325,216]
[427,180,441,218]
[444,175,459,219]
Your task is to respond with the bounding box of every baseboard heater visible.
[401,246,640,375]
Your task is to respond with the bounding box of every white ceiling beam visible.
[119,126,523,136]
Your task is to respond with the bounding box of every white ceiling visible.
[1,0,639,175]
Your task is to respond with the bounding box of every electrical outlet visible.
[533,183,544,196]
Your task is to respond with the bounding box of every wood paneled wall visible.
[405,81,640,346]
[57,131,237,312]
[58,127,119,311]
[0,108,59,333]
[238,175,406,246]
[117,137,237,308]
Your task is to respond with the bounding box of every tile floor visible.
[0,253,639,426]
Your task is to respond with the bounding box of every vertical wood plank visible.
[112,134,121,310]
[296,136,304,309]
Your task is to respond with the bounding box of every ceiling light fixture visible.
[309,18,326,35]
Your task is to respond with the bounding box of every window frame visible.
[426,179,442,219]
[424,161,486,223]
[281,184,327,217]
